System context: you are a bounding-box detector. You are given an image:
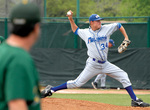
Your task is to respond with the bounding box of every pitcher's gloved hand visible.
[118,40,131,53]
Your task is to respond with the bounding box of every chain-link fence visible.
[0,0,44,17]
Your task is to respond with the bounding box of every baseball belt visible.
[92,58,106,64]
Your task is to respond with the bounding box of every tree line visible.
[46,0,150,18]
[0,0,149,22]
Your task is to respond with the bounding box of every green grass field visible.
[50,94,150,106]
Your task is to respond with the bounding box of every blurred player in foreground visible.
[41,10,150,107]
[91,39,115,89]
[0,36,5,44]
[0,2,41,110]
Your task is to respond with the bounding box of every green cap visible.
[10,2,40,25]
[0,36,5,43]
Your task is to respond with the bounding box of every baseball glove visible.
[118,40,131,53]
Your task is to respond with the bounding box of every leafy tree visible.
[46,0,96,17]
[46,0,149,19]
[119,0,150,17]
[93,0,122,17]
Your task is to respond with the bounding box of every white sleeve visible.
[107,23,120,36]
[75,28,87,41]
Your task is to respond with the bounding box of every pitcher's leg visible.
[51,62,100,91]
[103,61,136,100]
[67,64,100,89]
[103,61,131,88]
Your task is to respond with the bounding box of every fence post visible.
[147,17,150,47]
[44,0,47,17]
[4,18,8,39]
[73,0,80,49]
[76,0,80,23]
[74,18,78,48]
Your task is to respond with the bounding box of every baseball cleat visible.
[91,82,98,89]
[41,85,53,98]
[131,99,150,107]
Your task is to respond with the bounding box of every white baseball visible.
[67,11,71,15]
[117,87,120,90]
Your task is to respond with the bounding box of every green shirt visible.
[0,36,5,44]
[0,42,41,110]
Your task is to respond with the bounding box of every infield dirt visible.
[41,89,150,110]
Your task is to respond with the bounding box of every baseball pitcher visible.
[41,11,150,107]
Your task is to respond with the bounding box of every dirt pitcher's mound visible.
[41,98,150,110]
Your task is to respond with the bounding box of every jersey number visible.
[101,44,105,50]
[101,42,108,50]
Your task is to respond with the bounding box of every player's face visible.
[91,20,101,31]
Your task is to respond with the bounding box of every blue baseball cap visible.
[89,14,104,22]
[109,39,115,46]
